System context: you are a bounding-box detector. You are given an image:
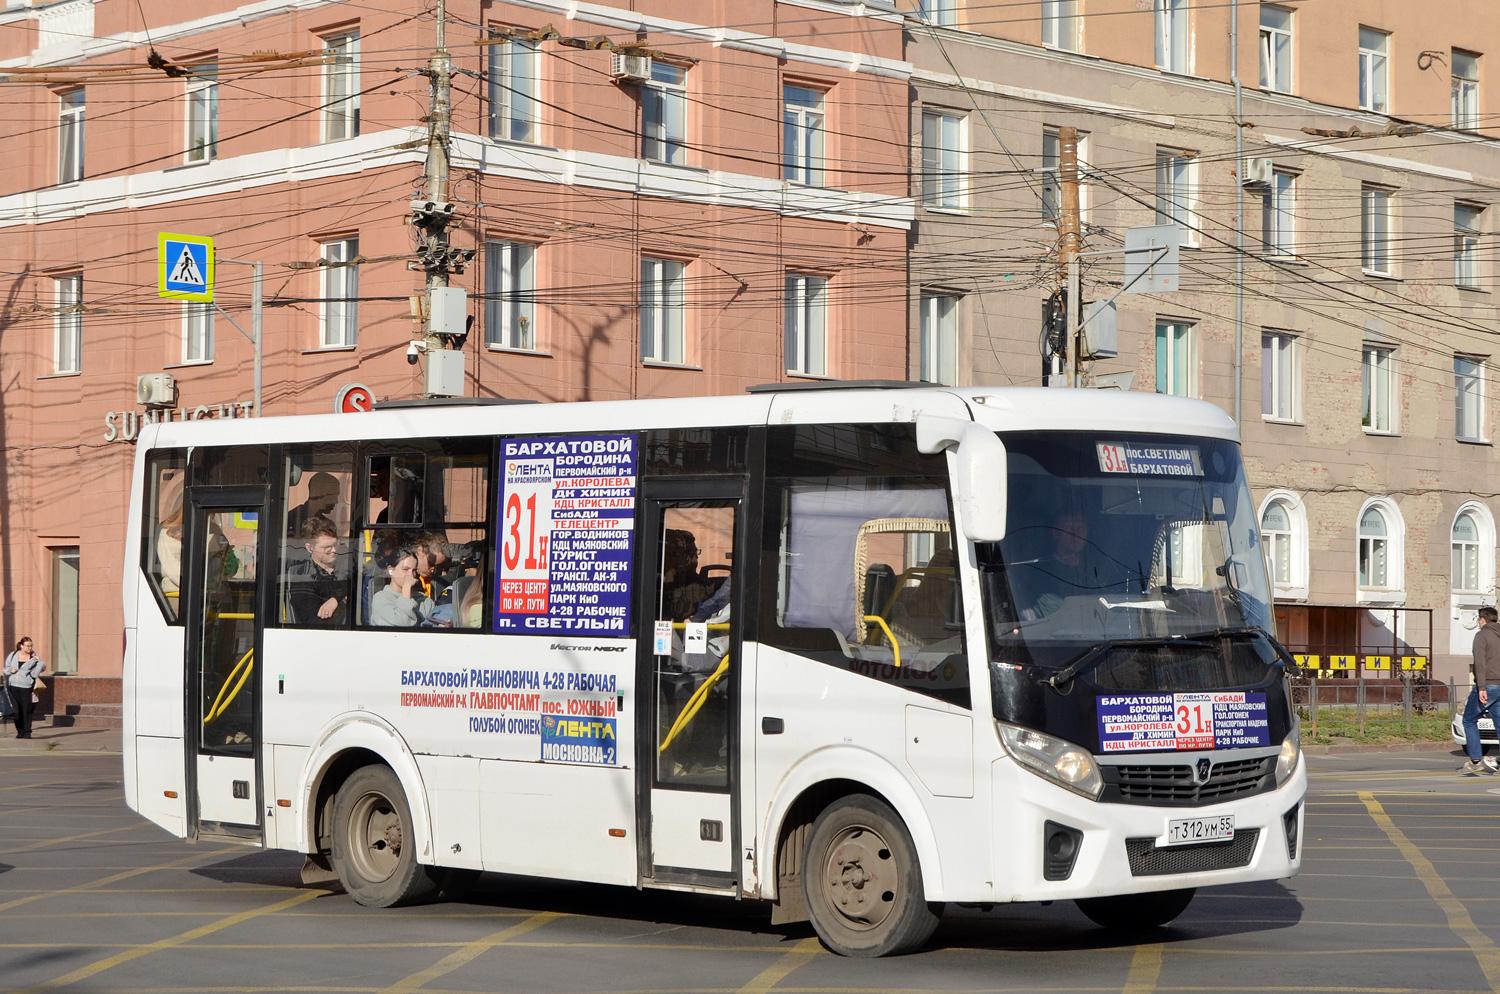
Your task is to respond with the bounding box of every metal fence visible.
[1290,677,1466,737]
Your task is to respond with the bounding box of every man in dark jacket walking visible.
[1461,605,1500,775]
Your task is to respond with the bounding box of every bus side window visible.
[142,449,187,625]
[279,446,355,629]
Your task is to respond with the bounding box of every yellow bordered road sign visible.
[159,233,214,302]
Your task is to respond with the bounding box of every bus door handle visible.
[761,717,784,735]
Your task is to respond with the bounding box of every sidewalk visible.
[0,723,122,755]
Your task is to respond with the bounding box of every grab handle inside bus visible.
[916,415,1007,542]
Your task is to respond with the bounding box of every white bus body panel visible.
[265,744,310,851]
[418,755,483,871]
[478,760,636,883]
[650,789,733,872]
[133,734,187,836]
[129,593,188,835]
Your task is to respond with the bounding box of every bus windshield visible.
[977,431,1274,671]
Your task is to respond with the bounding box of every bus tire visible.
[331,766,438,908]
[1076,888,1194,930]
[802,795,940,957]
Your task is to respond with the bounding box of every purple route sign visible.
[1098,691,1270,752]
[493,433,636,636]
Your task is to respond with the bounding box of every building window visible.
[1455,354,1486,441]
[917,0,957,26]
[783,85,826,186]
[322,31,360,142]
[1155,320,1194,397]
[1358,27,1389,113]
[1261,169,1294,255]
[49,547,79,676]
[1261,500,1293,587]
[1362,345,1396,432]
[920,292,959,386]
[641,257,685,364]
[1361,185,1392,274]
[643,62,687,166]
[484,240,536,350]
[785,274,828,377]
[1261,331,1299,422]
[58,88,84,184]
[1453,510,1483,593]
[1155,149,1193,233]
[1259,5,1292,92]
[319,238,358,348]
[1042,128,1060,220]
[1453,49,1480,131]
[488,36,538,143]
[185,64,217,162]
[921,110,965,210]
[54,274,81,374]
[1358,505,1392,590]
[1456,203,1483,288]
[183,301,213,363]
[1155,0,1189,74]
[1042,0,1078,51]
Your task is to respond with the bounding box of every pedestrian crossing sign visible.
[159,233,214,302]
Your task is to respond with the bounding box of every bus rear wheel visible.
[802,795,940,957]
[1076,888,1195,930]
[331,766,438,907]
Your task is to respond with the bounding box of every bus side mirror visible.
[917,416,1008,542]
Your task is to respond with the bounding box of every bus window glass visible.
[198,507,258,755]
[761,424,969,708]
[280,445,355,628]
[644,427,748,475]
[191,445,268,487]
[142,449,187,624]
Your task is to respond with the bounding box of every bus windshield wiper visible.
[1046,635,1216,690]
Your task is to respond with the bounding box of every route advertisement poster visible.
[1096,691,1270,752]
[494,433,636,636]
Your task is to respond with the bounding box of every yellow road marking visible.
[0,848,237,914]
[0,823,143,855]
[375,911,561,994]
[736,936,822,994]
[1360,790,1500,993]
[1122,942,1163,994]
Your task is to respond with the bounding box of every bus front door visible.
[185,496,264,839]
[639,491,743,884]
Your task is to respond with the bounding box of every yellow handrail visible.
[204,647,254,724]
[216,612,255,620]
[658,653,731,755]
[862,615,902,668]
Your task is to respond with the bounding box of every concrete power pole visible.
[1057,127,1082,387]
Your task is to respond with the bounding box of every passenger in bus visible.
[414,532,453,602]
[458,574,485,628]
[156,491,185,595]
[370,548,439,627]
[287,516,349,626]
[286,472,342,540]
[661,529,718,622]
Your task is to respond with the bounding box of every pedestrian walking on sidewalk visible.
[1461,606,1500,775]
[4,637,45,740]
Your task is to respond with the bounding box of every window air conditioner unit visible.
[1241,157,1274,187]
[610,52,652,82]
[137,372,177,407]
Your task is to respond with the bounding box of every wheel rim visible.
[347,790,403,884]
[820,825,898,931]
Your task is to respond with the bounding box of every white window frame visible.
[1155,0,1189,74]
[182,301,214,364]
[1261,330,1299,422]
[1362,344,1397,433]
[783,85,826,187]
[1451,502,1496,599]
[642,62,687,166]
[1154,319,1195,397]
[54,274,81,374]
[58,88,84,184]
[918,0,957,27]
[1361,185,1393,275]
[1042,0,1078,52]
[489,36,538,144]
[640,256,685,364]
[484,240,536,351]
[319,237,359,348]
[785,274,828,377]
[1155,149,1195,240]
[1261,169,1295,256]
[1455,354,1486,442]
[321,31,360,142]
[920,291,959,386]
[921,109,966,211]
[185,64,218,162]
[1356,498,1404,603]
[1358,27,1389,113]
[1257,490,1308,600]
[1259,5,1292,93]
[1453,49,1480,131]
[1042,127,1060,220]
[1455,203,1483,288]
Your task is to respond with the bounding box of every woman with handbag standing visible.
[5,637,46,739]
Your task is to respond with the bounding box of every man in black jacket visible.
[288,517,349,626]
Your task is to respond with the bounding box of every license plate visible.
[1482,718,1496,732]
[1162,815,1235,846]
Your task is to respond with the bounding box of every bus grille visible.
[1102,756,1275,806]
[1125,829,1260,876]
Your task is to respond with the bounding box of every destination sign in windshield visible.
[1096,442,1203,477]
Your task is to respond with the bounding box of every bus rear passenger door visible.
[185,494,265,840]
[638,488,743,885]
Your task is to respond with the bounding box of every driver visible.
[1025,510,1095,619]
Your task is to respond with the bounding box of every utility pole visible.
[1057,126,1082,387]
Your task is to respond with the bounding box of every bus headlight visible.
[997,722,1103,799]
[1275,724,1301,786]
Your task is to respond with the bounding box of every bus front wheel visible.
[331,766,438,907]
[1076,888,1195,930]
[802,795,940,957]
